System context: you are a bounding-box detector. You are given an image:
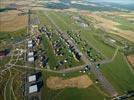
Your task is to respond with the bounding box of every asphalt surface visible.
[90,63,118,96]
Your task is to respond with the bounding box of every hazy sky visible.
[88,0,134,4]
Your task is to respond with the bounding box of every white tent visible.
[29,85,38,94]
[28,57,34,62]
[28,44,33,48]
[28,52,34,57]
[28,75,36,82]
[28,40,32,44]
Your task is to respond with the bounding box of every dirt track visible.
[46,75,93,90]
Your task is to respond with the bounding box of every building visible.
[28,75,36,83]
[29,84,38,94]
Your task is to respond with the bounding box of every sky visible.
[87,0,134,4]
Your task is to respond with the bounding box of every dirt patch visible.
[0,10,27,31]
[46,75,92,90]
[127,55,134,69]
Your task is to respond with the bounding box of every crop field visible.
[36,10,134,97]
[82,12,134,42]
[0,10,27,31]
[104,15,134,31]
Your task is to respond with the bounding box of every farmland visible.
[82,12,134,42]
[0,10,27,31]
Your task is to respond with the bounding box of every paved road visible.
[89,63,118,97]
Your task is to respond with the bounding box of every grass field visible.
[36,10,110,100]
[41,34,58,68]
[0,56,11,67]
[0,22,35,99]
[0,28,27,40]
[0,70,10,100]
[82,12,134,42]
[0,67,26,100]
[39,11,84,69]
[36,10,134,97]
[41,71,108,100]
[102,15,134,31]
[43,11,115,58]
[101,52,134,94]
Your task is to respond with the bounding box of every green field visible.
[41,34,58,68]
[0,68,24,100]
[36,10,109,100]
[0,30,27,100]
[41,71,108,100]
[0,28,27,40]
[43,11,115,58]
[101,15,134,31]
[101,52,134,94]
[39,11,84,69]
[36,10,134,96]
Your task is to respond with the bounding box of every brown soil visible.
[46,75,93,90]
[0,10,27,31]
[127,55,134,69]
